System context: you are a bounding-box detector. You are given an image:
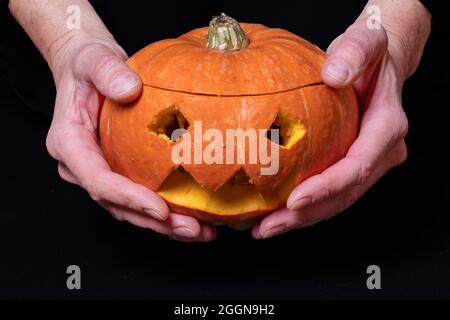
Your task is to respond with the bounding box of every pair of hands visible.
[45,15,424,241]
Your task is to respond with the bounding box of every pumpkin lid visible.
[127,15,326,96]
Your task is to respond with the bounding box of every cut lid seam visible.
[142,82,324,97]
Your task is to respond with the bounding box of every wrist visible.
[363,0,431,80]
[50,32,126,85]
[8,0,125,84]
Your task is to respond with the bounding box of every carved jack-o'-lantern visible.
[100,14,359,227]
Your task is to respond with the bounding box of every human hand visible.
[8,0,215,241]
[252,1,431,239]
[45,38,216,242]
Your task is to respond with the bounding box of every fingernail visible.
[173,227,196,238]
[143,208,165,221]
[262,225,286,239]
[289,196,312,210]
[323,59,350,83]
[110,72,140,95]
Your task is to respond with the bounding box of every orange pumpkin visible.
[100,14,358,228]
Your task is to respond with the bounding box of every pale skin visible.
[9,0,431,241]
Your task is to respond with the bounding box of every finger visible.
[252,207,298,239]
[169,213,202,238]
[169,214,217,241]
[199,223,217,241]
[321,20,388,87]
[99,202,214,242]
[74,43,142,103]
[251,226,262,239]
[257,141,407,239]
[256,175,370,239]
[171,222,217,242]
[58,162,81,185]
[258,186,365,239]
[287,98,405,211]
[47,80,169,222]
[56,124,170,221]
[326,34,343,54]
[262,160,389,237]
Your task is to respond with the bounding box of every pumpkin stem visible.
[206,13,249,52]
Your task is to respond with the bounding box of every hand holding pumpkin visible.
[45,40,217,242]
[252,1,431,239]
[6,0,218,242]
[10,0,430,242]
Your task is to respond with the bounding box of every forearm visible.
[361,0,431,79]
[9,0,120,80]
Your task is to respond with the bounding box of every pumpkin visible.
[100,14,358,228]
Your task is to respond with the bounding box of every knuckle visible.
[397,112,409,140]
[81,177,103,202]
[342,36,368,65]
[324,185,337,200]
[397,149,408,166]
[88,191,101,202]
[378,105,409,142]
[80,177,93,191]
[109,182,134,208]
[110,208,125,222]
[343,23,388,64]
[355,163,372,186]
[84,176,134,209]
[57,163,69,182]
[394,140,408,166]
[45,128,60,160]
[318,174,338,200]
[297,214,310,227]
[399,142,408,163]
[73,42,124,79]
[94,54,120,77]
[386,110,409,145]
[119,194,133,209]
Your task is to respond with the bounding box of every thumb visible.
[75,43,142,103]
[321,21,388,88]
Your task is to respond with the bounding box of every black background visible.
[0,0,449,300]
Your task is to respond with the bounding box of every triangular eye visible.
[148,106,189,142]
[266,111,306,149]
[266,122,283,145]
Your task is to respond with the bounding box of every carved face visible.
[100,22,358,227]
